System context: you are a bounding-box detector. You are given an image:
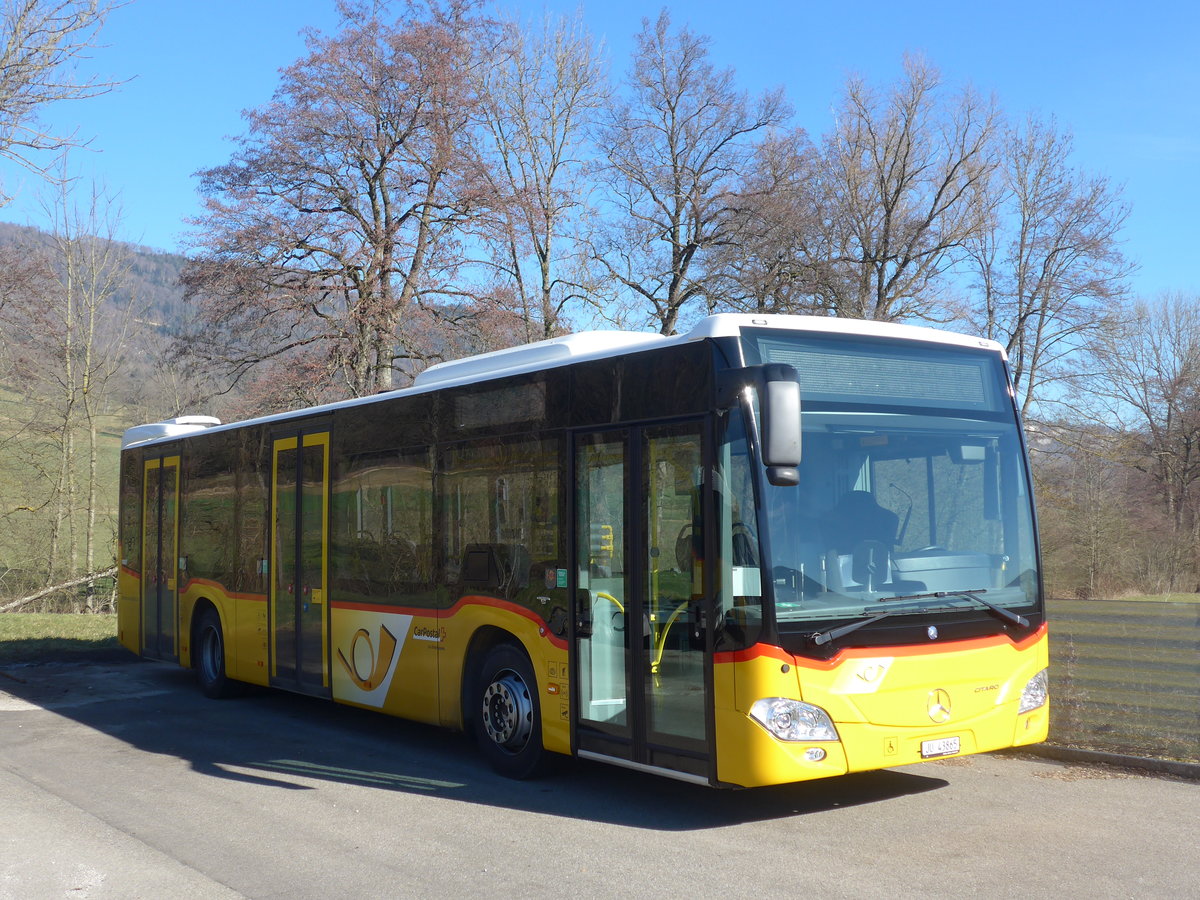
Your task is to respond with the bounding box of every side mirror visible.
[760,364,801,487]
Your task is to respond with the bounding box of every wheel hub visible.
[481,669,533,751]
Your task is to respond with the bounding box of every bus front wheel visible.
[473,643,545,779]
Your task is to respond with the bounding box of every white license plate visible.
[921,736,961,758]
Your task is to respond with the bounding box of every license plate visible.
[921,736,961,758]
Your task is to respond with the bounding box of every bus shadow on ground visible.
[2,657,948,830]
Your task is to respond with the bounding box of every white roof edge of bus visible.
[414,329,669,387]
[688,313,1007,357]
[121,415,223,449]
[122,315,1006,448]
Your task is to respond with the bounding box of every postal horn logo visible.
[927,688,952,724]
[337,624,398,691]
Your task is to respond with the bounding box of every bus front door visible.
[141,454,180,661]
[270,430,331,697]
[573,423,711,782]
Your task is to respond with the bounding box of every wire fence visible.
[1048,598,1200,763]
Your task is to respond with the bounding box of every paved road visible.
[1,658,1197,900]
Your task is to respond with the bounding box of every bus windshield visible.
[740,329,1039,631]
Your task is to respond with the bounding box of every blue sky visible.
[0,0,1196,300]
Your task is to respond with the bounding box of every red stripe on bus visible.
[330,594,568,650]
[714,622,1047,668]
[180,576,266,603]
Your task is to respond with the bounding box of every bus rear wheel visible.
[473,643,545,779]
[195,607,239,699]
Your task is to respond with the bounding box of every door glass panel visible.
[160,462,178,656]
[142,462,161,655]
[272,434,330,693]
[299,439,327,688]
[273,444,298,681]
[575,434,629,730]
[141,458,178,660]
[644,426,705,744]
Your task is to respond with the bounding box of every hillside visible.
[0,221,189,333]
[0,223,191,603]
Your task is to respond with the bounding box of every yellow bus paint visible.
[713,628,1049,787]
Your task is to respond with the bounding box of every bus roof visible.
[122,314,1006,449]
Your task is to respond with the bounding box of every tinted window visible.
[440,436,562,602]
[331,447,436,607]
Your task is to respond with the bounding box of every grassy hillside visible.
[0,222,188,605]
[0,387,127,603]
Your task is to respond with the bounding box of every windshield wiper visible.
[811,612,898,646]
[810,590,1031,647]
[879,589,1030,630]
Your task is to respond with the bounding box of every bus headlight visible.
[1018,669,1048,714]
[749,698,839,742]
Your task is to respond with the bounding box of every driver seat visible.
[824,492,899,591]
[826,491,899,554]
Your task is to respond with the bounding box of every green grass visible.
[1110,594,1200,603]
[0,613,123,665]
[1047,597,1200,762]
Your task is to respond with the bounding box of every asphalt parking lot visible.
[2,658,1197,899]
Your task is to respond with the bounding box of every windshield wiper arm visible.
[879,589,1030,630]
[953,590,1030,629]
[811,612,897,646]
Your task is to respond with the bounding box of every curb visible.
[1001,744,1200,781]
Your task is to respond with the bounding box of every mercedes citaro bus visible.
[117,314,1048,787]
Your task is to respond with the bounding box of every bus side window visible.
[717,412,762,650]
[119,452,142,574]
[440,437,561,602]
[331,448,434,602]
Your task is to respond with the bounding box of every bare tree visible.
[183,0,489,401]
[1031,423,1138,599]
[592,9,788,335]
[0,174,134,605]
[46,177,133,598]
[964,114,1131,416]
[1079,295,1200,591]
[707,127,826,314]
[0,0,120,201]
[0,242,44,534]
[814,55,998,321]
[474,9,607,341]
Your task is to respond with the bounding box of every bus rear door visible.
[141,452,180,661]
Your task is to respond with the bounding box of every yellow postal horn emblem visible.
[337,625,398,691]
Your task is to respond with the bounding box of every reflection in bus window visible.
[331,448,434,604]
[440,438,560,599]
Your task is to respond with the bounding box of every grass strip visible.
[0,613,123,665]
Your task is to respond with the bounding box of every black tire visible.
[473,643,545,779]
[195,607,240,699]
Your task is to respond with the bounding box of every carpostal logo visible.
[412,625,446,643]
[334,612,412,707]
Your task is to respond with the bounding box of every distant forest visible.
[0,222,188,331]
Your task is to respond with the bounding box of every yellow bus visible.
[117,314,1048,787]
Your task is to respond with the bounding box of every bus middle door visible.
[270,429,332,697]
[572,421,712,783]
